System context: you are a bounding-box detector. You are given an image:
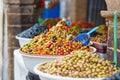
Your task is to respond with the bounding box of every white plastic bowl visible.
[89,46,96,53]
[16,36,32,47]
[34,64,104,80]
[20,51,64,73]
[20,46,96,73]
[91,41,107,53]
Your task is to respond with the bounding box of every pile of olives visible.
[20,19,93,55]
[38,51,119,78]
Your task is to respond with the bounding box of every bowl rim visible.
[89,46,97,53]
[34,63,104,80]
[15,35,32,41]
[19,50,65,58]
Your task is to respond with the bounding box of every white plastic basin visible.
[34,64,104,80]
[16,36,32,47]
[20,51,64,73]
[20,46,96,73]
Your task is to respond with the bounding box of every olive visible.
[29,50,32,52]
[34,40,38,43]
[52,36,57,42]
[49,48,53,51]
[43,28,49,34]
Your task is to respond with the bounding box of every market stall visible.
[14,18,117,80]
[12,0,120,80]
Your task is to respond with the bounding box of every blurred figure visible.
[40,0,59,9]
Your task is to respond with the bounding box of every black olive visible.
[29,50,32,52]
[52,36,57,40]
[34,40,38,43]
[43,29,49,34]
[49,48,53,51]
[52,36,57,42]
[41,41,44,45]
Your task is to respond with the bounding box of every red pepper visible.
[59,51,64,55]
[42,35,46,38]
[35,43,38,46]
[46,43,52,48]
[64,26,69,32]
[57,49,64,55]
[48,24,52,28]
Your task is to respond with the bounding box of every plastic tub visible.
[89,46,97,53]
[34,64,104,80]
[20,51,64,73]
[20,46,96,73]
[16,36,32,47]
[91,41,107,53]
